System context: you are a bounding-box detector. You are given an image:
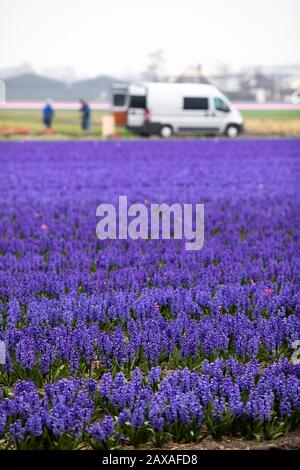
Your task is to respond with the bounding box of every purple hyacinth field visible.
[0,139,299,450]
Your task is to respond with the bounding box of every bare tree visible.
[142,50,165,82]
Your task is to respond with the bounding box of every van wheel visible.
[160,125,173,138]
[225,125,239,138]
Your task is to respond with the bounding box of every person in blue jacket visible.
[43,99,54,128]
[79,99,91,130]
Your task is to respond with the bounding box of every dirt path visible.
[124,428,300,451]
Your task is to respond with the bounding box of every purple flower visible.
[0,139,299,445]
[88,415,114,441]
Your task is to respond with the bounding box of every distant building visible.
[0,80,5,103]
[209,74,247,101]
[4,73,123,102]
[242,65,300,81]
[5,73,67,101]
[176,65,210,84]
[3,66,300,103]
[240,72,275,102]
[0,63,34,80]
[177,68,275,102]
[68,76,124,102]
[280,75,300,102]
[210,72,276,102]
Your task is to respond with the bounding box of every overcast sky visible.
[0,0,299,79]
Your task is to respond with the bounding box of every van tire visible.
[160,125,173,138]
[225,125,239,138]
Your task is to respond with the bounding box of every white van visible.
[112,82,244,138]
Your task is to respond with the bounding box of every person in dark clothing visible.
[43,100,54,128]
[79,99,91,130]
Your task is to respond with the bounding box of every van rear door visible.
[127,85,147,128]
[111,84,128,126]
[111,85,128,109]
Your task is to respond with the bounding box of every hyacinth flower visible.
[0,360,298,447]
[0,139,299,448]
[87,415,117,450]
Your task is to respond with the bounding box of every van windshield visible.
[129,95,147,109]
[214,97,230,112]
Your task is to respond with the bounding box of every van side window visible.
[214,97,230,112]
[183,97,208,110]
[129,95,147,108]
[113,94,126,107]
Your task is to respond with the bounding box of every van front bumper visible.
[239,123,245,134]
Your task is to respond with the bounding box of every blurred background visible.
[0,0,299,138]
